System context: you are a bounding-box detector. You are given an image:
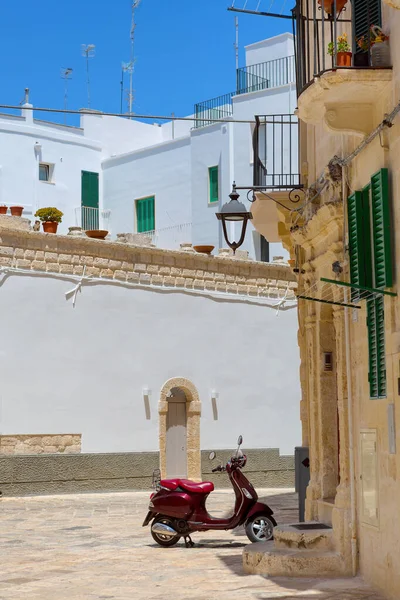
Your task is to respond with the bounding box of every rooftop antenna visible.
[61,68,73,124]
[122,0,141,118]
[234,16,239,72]
[81,44,96,108]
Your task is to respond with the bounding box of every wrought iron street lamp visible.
[216,183,253,254]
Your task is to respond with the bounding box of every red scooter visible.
[143,436,276,547]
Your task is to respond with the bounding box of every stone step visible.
[273,522,334,551]
[243,541,344,578]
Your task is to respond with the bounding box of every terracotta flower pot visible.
[42,221,58,234]
[318,0,347,14]
[0,206,7,215]
[10,206,24,217]
[288,259,296,268]
[337,52,352,67]
[85,230,109,240]
[193,245,215,255]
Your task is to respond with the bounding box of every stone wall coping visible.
[0,226,295,281]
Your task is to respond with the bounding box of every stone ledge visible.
[0,226,296,301]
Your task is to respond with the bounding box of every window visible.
[81,171,99,230]
[208,166,219,204]
[353,0,382,56]
[136,196,155,232]
[39,163,50,182]
[347,169,392,399]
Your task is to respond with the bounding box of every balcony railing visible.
[140,222,192,250]
[194,93,234,129]
[253,114,300,189]
[75,206,112,231]
[194,55,295,128]
[293,0,383,96]
[236,56,295,94]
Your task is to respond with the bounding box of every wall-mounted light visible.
[34,142,42,154]
[143,387,151,420]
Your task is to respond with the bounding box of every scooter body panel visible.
[151,488,197,520]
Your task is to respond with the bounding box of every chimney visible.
[21,88,33,124]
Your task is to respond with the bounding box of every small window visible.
[136,196,155,233]
[208,166,219,204]
[39,163,50,182]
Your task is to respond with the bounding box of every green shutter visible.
[136,196,155,232]
[353,0,382,55]
[347,190,372,297]
[367,296,386,398]
[370,168,392,289]
[81,171,99,229]
[209,166,219,203]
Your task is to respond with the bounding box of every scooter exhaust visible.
[151,522,178,537]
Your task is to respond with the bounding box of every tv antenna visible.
[81,44,96,108]
[61,68,73,124]
[122,0,141,117]
[234,16,239,71]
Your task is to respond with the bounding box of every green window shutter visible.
[81,171,99,229]
[347,190,372,295]
[136,197,155,232]
[209,166,219,203]
[353,0,382,55]
[367,296,386,398]
[370,168,392,288]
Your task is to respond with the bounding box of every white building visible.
[0,33,297,261]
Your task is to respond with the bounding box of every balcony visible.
[75,207,112,232]
[194,56,295,129]
[251,114,302,248]
[294,0,392,132]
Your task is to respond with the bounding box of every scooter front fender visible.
[246,502,277,526]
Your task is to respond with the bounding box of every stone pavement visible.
[0,488,385,600]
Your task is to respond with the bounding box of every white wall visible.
[245,33,294,66]
[103,137,191,236]
[0,115,102,234]
[0,275,301,455]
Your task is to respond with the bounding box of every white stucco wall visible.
[245,33,294,66]
[0,113,102,234]
[0,274,301,455]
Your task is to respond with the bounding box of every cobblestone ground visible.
[0,489,385,600]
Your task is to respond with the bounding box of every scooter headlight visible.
[242,488,253,499]
[149,501,155,508]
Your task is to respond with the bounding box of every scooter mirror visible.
[237,435,243,446]
[209,451,216,461]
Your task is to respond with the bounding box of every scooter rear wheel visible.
[245,515,274,543]
[151,517,181,547]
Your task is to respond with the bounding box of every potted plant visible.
[318,0,347,17]
[34,207,64,234]
[0,205,7,215]
[328,33,352,67]
[355,35,371,67]
[10,206,24,217]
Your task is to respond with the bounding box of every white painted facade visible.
[0,33,296,260]
[0,273,300,455]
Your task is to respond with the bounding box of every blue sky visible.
[0,0,292,125]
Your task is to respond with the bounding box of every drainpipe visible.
[342,153,357,577]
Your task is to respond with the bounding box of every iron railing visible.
[194,93,234,129]
[194,56,296,128]
[141,222,192,250]
[293,0,383,96]
[237,56,295,94]
[75,206,112,231]
[253,114,300,189]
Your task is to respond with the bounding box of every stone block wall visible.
[0,434,81,455]
[0,449,294,497]
[0,224,296,301]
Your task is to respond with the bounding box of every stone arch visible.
[159,377,202,481]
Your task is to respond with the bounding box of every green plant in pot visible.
[328,33,352,67]
[34,207,64,234]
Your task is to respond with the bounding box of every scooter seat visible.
[160,478,214,494]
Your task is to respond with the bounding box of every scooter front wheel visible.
[151,516,181,547]
[245,515,274,543]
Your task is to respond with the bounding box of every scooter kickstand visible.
[184,535,195,548]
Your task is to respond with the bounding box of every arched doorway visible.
[166,387,187,478]
[159,377,202,481]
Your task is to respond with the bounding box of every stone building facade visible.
[247,0,400,597]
